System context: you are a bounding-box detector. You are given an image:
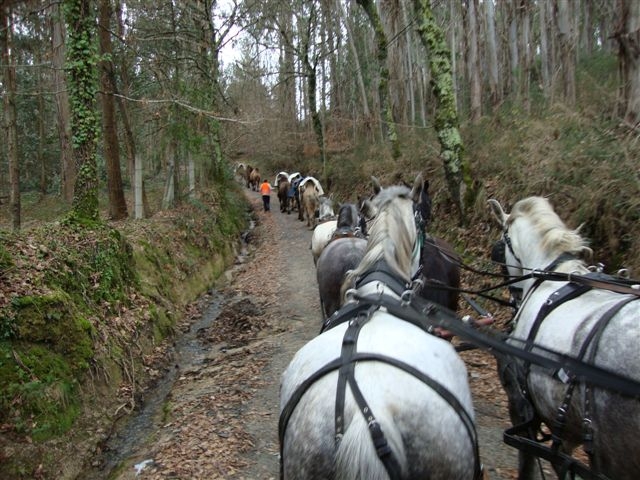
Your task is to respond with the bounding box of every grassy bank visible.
[0,182,250,479]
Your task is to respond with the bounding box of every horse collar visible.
[355,261,410,297]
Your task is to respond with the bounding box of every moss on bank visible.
[0,184,249,478]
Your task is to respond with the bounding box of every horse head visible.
[345,174,423,295]
[317,196,335,221]
[336,203,360,230]
[489,197,592,303]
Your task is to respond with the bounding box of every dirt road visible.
[103,189,521,479]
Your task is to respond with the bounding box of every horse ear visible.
[371,176,382,195]
[410,173,424,204]
[488,199,508,227]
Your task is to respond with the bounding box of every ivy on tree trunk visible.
[64,0,100,222]
[414,0,473,225]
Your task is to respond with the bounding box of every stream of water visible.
[77,224,253,480]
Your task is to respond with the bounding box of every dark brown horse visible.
[418,236,461,312]
[278,179,291,213]
[316,236,367,319]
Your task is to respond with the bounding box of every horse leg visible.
[497,355,544,480]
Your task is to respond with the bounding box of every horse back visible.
[511,285,640,478]
[419,237,461,311]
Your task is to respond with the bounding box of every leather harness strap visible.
[522,281,593,377]
[280,296,484,480]
[335,314,404,480]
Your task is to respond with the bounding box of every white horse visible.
[280,175,480,480]
[489,196,640,480]
[310,220,337,264]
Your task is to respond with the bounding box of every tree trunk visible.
[1,5,20,231]
[337,0,370,118]
[357,0,400,159]
[539,0,551,100]
[51,2,75,202]
[615,0,640,126]
[555,0,576,105]
[65,0,100,221]
[162,143,176,210]
[520,0,532,113]
[466,0,481,122]
[400,0,416,123]
[115,0,148,217]
[99,0,128,220]
[508,2,519,97]
[300,3,326,168]
[485,0,501,108]
[414,0,473,225]
[134,155,143,219]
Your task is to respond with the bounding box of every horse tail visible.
[335,410,406,480]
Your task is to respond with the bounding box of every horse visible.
[317,196,335,222]
[234,163,247,184]
[419,236,462,312]
[275,171,289,186]
[297,176,324,224]
[278,179,291,214]
[249,168,261,191]
[299,179,327,229]
[316,236,367,318]
[280,174,481,480]
[289,175,303,213]
[244,165,254,189]
[372,176,461,312]
[489,196,640,480]
[311,203,364,265]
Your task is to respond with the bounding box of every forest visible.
[1,0,640,477]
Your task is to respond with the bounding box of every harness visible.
[502,267,639,480]
[279,281,484,480]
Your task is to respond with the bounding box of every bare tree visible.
[357,0,400,159]
[484,0,501,108]
[614,0,640,126]
[50,2,75,202]
[555,0,576,105]
[1,4,20,230]
[99,0,128,220]
[465,0,481,122]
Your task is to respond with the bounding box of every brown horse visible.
[249,168,261,191]
[300,186,319,228]
[418,236,461,312]
[278,179,291,213]
[245,165,254,189]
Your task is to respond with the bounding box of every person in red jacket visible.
[260,179,272,212]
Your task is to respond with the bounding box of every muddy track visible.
[93,189,523,479]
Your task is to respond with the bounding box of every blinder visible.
[491,237,524,308]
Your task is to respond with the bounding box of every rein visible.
[351,292,640,399]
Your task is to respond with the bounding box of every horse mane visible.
[509,196,591,258]
[337,204,358,229]
[344,185,417,289]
